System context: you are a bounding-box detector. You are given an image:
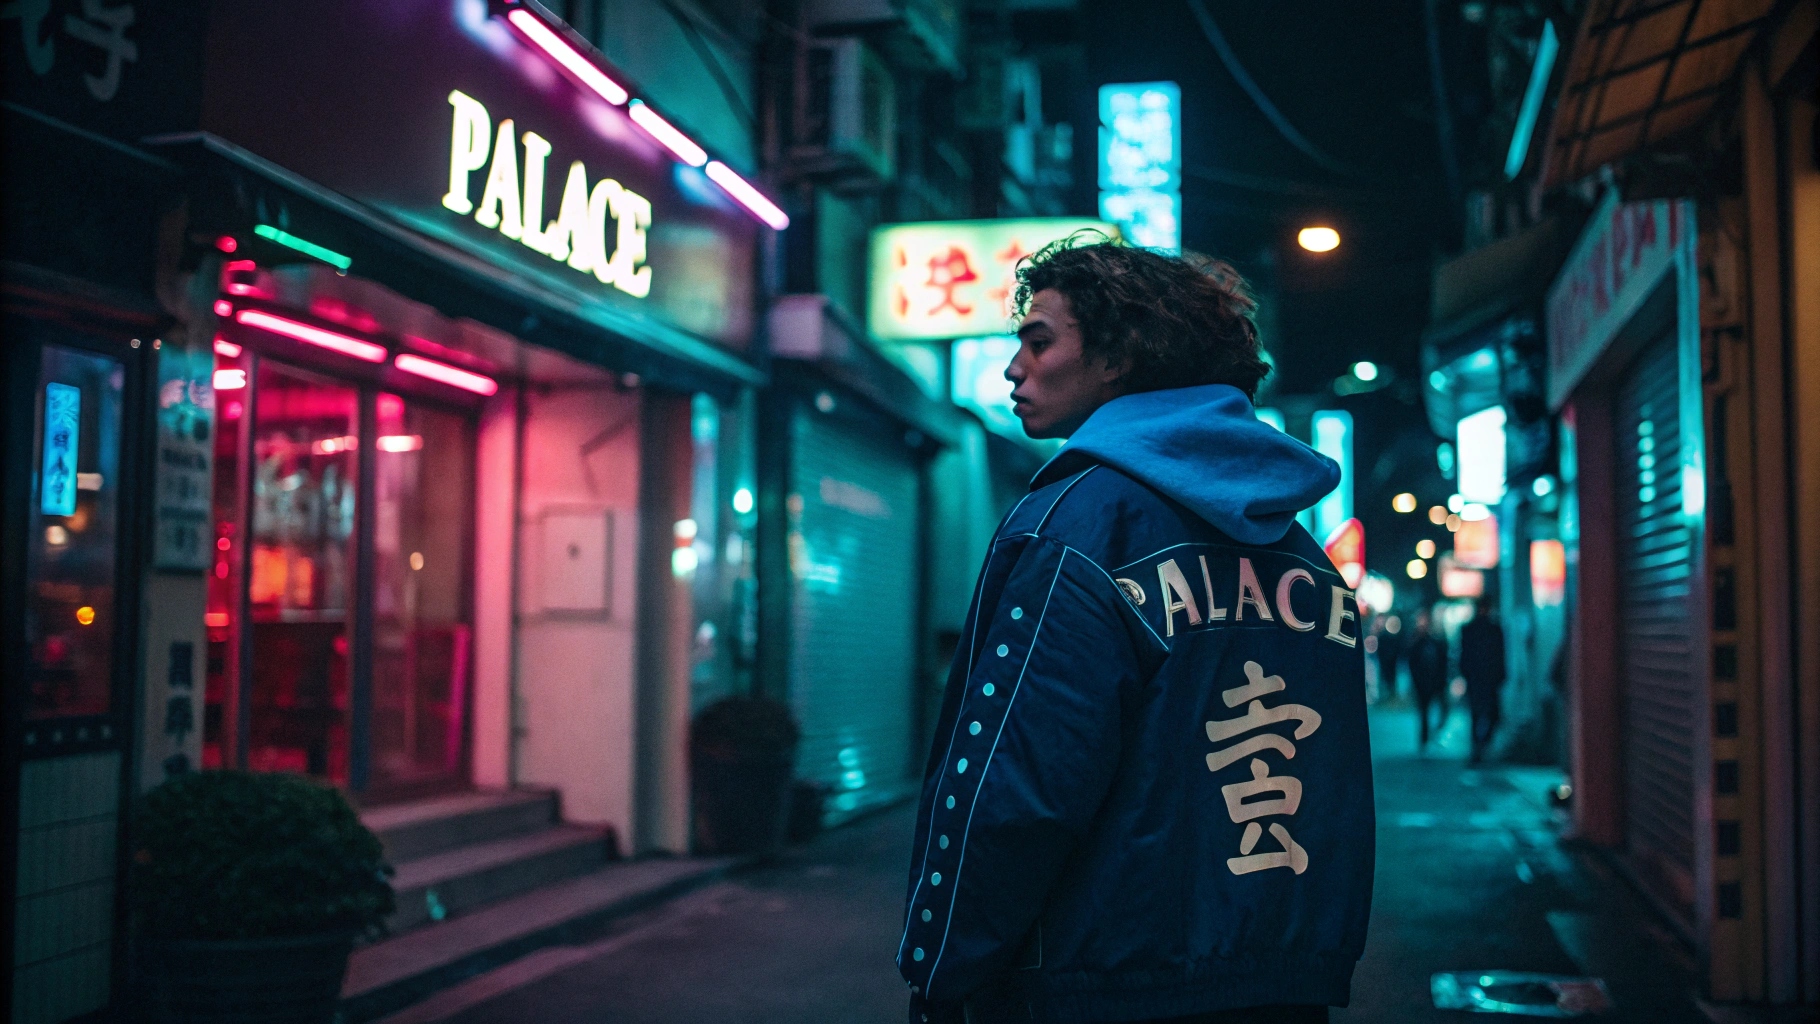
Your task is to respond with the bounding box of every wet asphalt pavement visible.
[386,701,1709,1024]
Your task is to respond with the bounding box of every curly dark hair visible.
[1012,232,1270,399]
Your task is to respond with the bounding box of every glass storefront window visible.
[25,345,124,720]
[199,344,479,795]
[245,363,359,781]
[370,393,473,791]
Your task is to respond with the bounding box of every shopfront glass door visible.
[244,363,359,781]
[369,393,473,792]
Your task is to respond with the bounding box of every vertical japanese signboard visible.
[152,341,213,571]
[41,382,80,516]
[868,218,1115,342]
[1098,81,1180,251]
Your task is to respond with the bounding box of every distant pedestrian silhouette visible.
[1406,609,1449,749]
[1459,597,1507,763]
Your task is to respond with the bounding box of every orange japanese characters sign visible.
[868,218,1117,341]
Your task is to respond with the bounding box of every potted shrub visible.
[131,771,394,1024]
[690,696,800,855]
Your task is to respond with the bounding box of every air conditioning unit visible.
[791,38,896,188]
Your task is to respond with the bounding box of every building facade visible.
[3,0,1085,1019]
[1425,0,1817,1005]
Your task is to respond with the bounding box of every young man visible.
[897,239,1373,1024]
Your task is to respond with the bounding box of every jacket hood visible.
[1034,383,1340,545]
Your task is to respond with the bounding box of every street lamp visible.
[1298,226,1340,252]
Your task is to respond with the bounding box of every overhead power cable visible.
[1183,0,1359,178]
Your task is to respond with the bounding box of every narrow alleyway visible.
[388,703,1711,1024]
[1341,701,1709,1023]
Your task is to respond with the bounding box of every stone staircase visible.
[343,790,733,1022]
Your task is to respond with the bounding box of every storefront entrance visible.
[205,344,474,799]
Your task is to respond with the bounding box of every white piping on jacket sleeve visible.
[898,490,1041,964]
[923,549,1070,999]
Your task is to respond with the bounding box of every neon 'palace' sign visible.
[441,90,652,297]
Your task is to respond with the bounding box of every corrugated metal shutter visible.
[1614,332,1697,913]
[788,403,920,815]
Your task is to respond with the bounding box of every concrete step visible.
[342,856,740,1022]
[387,824,613,933]
[362,790,558,863]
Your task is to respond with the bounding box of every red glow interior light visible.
[628,100,707,167]
[215,235,238,253]
[213,368,248,391]
[205,611,230,628]
[213,299,234,317]
[235,309,388,363]
[704,161,789,230]
[213,336,243,358]
[506,9,628,105]
[376,434,425,453]
[394,353,499,396]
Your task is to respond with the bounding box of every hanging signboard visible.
[868,218,1116,341]
[1544,191,1692,408]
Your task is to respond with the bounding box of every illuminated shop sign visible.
[41,383,80,516]
[197,3,760,351]
[1310,410,1353,543]
[1456,405,1508,504]
[444,90,651,297]
[1098,81,1180,251]
[1545,194,1691,407]
[868,218,1116,341]
[951,336,1021,435]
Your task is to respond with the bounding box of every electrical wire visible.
[1184,0,1359,178]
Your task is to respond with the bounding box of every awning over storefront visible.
[1541,0,1779,188]
[1421,213,1580,438]
[767,293,962,446]
[153,133,765,396]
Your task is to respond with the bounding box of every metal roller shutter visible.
[788,403,920,815]
[1614,332,1697,914]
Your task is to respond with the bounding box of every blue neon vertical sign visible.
[41,382,80,516]
[1099,81,1181,251]
[1311,409,1353,543]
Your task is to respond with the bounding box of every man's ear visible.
[1093,357,1129,387]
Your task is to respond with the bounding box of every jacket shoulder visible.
[999,464,1202,563]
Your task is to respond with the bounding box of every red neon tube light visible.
[628,100,707,167]
[213,336,243,358]
[235,309,388,363]
[704,161,789,230]
[506,9,628,106]
[394,353,499,396]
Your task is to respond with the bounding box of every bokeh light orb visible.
[1298,226,1340,252]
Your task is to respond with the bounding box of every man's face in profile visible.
[1006,288,1126,439]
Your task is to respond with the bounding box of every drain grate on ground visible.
[1431,971,1613,1016]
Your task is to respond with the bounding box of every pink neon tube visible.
[235,309,388,363]
[507,9,628,106]
[629,101,707,167]
[394,353,500,396]
[704,161,789,230]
